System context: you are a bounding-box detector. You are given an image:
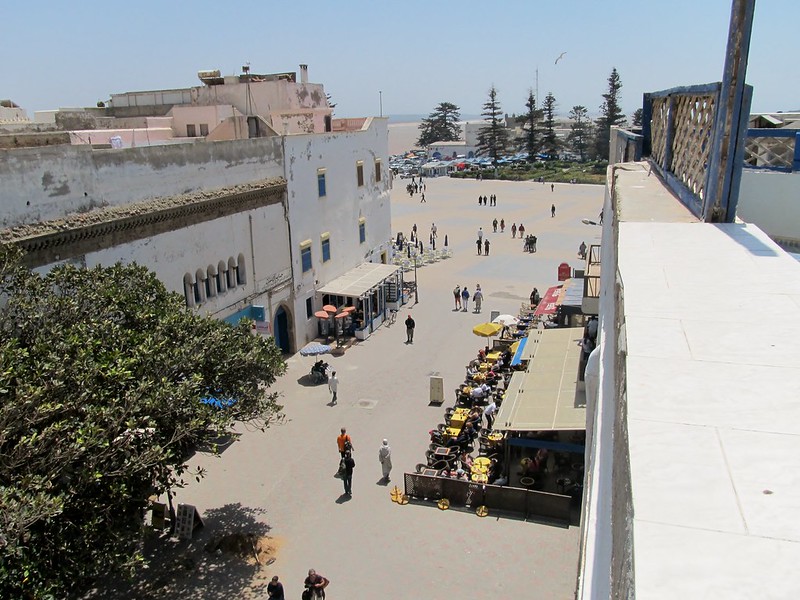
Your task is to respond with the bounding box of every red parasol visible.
[341,306,357,313]
[314,310,330,319]
[322,304,337,313]
[335,312,349,319]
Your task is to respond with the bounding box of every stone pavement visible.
[158,177,604,599]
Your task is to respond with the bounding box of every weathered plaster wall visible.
[282,117,391,344]
[0,137,285,228]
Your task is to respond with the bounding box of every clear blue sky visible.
[3,0,796,119]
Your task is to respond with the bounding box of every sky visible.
[3,1,797,120]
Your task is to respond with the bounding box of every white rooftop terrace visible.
[592,163,800,598]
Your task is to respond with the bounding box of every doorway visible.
[274,306,291,353]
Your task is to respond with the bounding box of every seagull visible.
[555,51,567,65]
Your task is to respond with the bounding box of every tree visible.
[517,90,542,162]
[416,102,461,147]
[593,67,626,159]
[0,249,285,599]
[475,86,509,167]
[541,92,559,159]
[632,107,643,128]
[567,105,591,161]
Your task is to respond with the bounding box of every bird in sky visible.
[555,51,567,64]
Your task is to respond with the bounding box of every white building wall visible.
[282,117,392,345]
[0,138,285,227]
[736,169,800,244]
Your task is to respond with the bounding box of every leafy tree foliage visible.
[593,67,626,159]
[632,107,643,128]
[0,248,285,599]
[475,86,509,167]
[517,90,542,162]
[416,102,461,147]
[567,105,591,161]
[541,92,560,158]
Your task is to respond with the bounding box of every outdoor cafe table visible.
[443,427,462,441]
[471,473,489,483]
[486,351,501,363]
[474,457,492,471]
[450,410,468,428]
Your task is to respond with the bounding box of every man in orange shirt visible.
[337,427,353,458]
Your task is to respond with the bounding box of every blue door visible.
[274,306,290,353]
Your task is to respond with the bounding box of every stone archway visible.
[273,303,294,354]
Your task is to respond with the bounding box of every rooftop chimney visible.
[299,64,308,84]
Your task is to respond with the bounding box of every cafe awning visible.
[317,263,400,297]
[533,285,563,317]
[509,336,529,366]
[494,327,585,432]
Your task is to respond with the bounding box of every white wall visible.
[0,137,285,228]
[737,169,800,243]
[283,117,392,345]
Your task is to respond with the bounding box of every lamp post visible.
[413,255,420,304]
[379,90,383,117]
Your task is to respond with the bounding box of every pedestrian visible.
[478,195,482,206]
[474,286,483,313]
[531,235,537,253]
[337,427,353,458]
[484,238,490,257]
[268,576,285,600]
[500,219,505,233]
[461,286,470,312]
[341,450,355,496]
[432,223,437,238]
[551,183,555,192]
[599,209,604,225]
[476,238,482,255]
[413,223,417,237]
[530,287,540,308]
[420,192,426,203]
[328,371,338,405]
[511,223,517,238]
[493,194,497,206]
[304,570,330,599]
[405,314,415,343]
[477,227,483,241]
[492,218,498,233]
[551,204,556,218]
[579,241,587,260]
[453,285,461,310]
[518,223,525,238]
[378,439,392,482]
[483,399,497,430]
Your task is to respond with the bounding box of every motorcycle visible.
[310,360,330,385]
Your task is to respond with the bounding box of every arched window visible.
[236,253,247,285]
[206,265,217,298]
[183,273,195,307]
[217,261,227,294]
[227,257,237,289]
[195,269,206,303]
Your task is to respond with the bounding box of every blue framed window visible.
[359,220,366,244]
[301,244,312,272]
[321,236,331,262]
[317,169,327,197]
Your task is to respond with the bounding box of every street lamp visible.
[379,90,383,117]
[413,254,420,304]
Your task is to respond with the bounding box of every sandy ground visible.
[389,122,422,155]
[111,176,604,600]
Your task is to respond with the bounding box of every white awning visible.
[317,263,400,297]
[495,327,586,432]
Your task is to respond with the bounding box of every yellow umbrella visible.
[472,322,503,338]
[509,340,521,353]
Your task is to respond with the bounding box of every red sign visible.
[557,262,571,282]
[533,286,562,316]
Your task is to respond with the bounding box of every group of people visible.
[405,176,426,199]
[477,194,497,206]
[266,569,329,600]
[335,428,394,498]
[452,284,483,313]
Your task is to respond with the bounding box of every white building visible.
[0,67,396,354]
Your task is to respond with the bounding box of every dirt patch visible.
[204,532,280,566]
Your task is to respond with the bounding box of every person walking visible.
[304,570,330,599]
[492,218,498,233]
[500,219,505,233]
[551,204,556,217]
[579,241,587,260]
[420,192,426,203]
[461,286,470,312]
[405,314,415,343]
[511,223,517,239]
[453,285,462,310]
[476,238,482,255]
[484,238,490,257]
[328,371,339,405]
[268,576,285,599]
[337,427,353,458]
[518,223,525,238]
[483,399,497,430]
[341,450,355,496]
[477,227,483,241]
[551,183,555,192]
[530,287,541,308]
[474,286,483,313]
[431,223,437,239]
[378,439,392,482]
[478,195,482,206]
[531,235,537,253]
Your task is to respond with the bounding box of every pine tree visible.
[567,105,591,161]
[517,90,542,162]
[632,108,643,128]
[541,92,559,158]
[416,102,462,147]
[475,86,509,167]
[593,67,626,159]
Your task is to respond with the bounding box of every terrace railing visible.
[744,129,800,172]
